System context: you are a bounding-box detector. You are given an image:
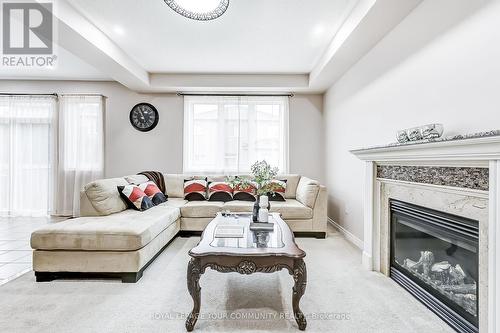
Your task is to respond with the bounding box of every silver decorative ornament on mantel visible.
[421,123,444,139]
[164,0,229,21]
[396,123,444,143]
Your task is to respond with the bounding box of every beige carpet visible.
[0,228,453,333]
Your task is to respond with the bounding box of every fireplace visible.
[390,199,479,333]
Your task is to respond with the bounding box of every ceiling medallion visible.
[164,0,229,21]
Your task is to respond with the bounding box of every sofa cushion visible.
[31,204,181,251]
[223,200,254,212]
[180,201,224,218]
[269,199,313,219]
[279,174,301,199]
[164,197,188,208]
[223,199,312,219]
[124,174,149,185]
[296,177,320,208]
[84,178,128,216]
[165,173,193,198]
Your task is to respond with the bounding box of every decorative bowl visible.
[396,130,409,143]
[406,127,423,141]
[421,123,444,139]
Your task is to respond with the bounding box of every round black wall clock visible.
[129,103,159,132]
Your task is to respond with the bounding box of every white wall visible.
[0,80,324,180]
[323,0,500,241]
[289,94,324,183]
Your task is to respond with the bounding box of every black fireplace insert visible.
[390,199,479,333]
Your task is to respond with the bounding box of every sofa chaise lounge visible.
[31,174,327,282]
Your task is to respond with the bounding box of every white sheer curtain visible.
[0,96,56,217]
[54,95,104,216]
[183,95,289,174]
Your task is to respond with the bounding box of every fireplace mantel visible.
[351,135,500,333]
[351,135,500,163]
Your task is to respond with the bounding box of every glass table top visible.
[209,213,285,249]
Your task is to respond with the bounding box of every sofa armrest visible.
[79,191,102,217]
[295,176,320,208]
[295,177,327,233]
[311,185,327,233]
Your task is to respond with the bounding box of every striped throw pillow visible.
[138,181,168,205]
[117,185,154,211]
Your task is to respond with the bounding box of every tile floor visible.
[0,216,67,285]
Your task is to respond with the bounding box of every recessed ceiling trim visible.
[163,0,229,21]
[21,0,423,93]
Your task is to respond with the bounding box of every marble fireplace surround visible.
[379,179,488,330]
[351,135,500,333]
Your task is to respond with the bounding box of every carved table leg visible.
[186,258,201,332]
[292,259,307,330]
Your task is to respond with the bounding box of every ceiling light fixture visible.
[113,25,125,35]
[164,0,229,21]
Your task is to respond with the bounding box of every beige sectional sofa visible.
[31,174,327,283]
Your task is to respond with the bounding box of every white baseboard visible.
[328,218,364,250]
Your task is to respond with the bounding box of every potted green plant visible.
[227,160,283,222]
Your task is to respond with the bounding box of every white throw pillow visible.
[296,177,320,208]
[84,177,129,215]
[278,174,301,198]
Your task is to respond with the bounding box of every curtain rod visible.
[59,93,107,98]
[0,93,107,98]
[0,93,57,97]
[177,92,294,97]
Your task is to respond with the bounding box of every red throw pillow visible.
[184,178,208,201]
[208,181,233,202]
[233,182,257,202]
[268,179,287,201]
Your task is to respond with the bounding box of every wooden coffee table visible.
[185,212,307,331]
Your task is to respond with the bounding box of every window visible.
[59,96,104,171]
[0,96,56,216]
[0,94,104,217]
[55,95,104,216]
[183,96,289,173]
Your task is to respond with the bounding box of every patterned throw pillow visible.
[117,185,154,211]
[207,181,233,202]
[138,181,168,205]
[233,182,257,202]
[184,178,208,201]
[268,179,287,202]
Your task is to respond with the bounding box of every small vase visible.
[252,195,270,222]
[252,200,259,222]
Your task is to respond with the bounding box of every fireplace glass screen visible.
[390,199,479,333]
